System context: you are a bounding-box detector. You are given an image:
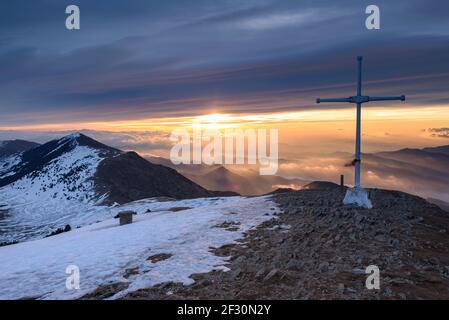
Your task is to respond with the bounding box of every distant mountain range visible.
[320,145,449,204]
[1,133,448,206]
[368,145,449,202]
[147,156,308,195]
[0,133,234,206]
[150,143,449,204]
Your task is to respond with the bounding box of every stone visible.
[286,259,298,269]
[147,253,173,263]
[374,234,386,242]
[384,288,393,297]
[318,262,329,272]
[352,268,365,275]
[233,255,245,264]
[390,239,400,246]
[263,269,279,282]
[337,283,345,292]
[255,269,266,279]
[230,268,242,281]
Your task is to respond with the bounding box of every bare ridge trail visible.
[85,185,449,300]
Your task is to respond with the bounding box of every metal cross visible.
[316,56,405,189]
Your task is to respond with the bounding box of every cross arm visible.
[316,97,352,104]
[368,95,405,102]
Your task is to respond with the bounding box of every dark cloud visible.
[0,0,448,126]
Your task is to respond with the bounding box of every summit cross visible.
[316,56,406,208]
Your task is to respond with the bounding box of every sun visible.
[192,113,238,129]
[195,113,231,123]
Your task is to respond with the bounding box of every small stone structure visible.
[119,211,135,226]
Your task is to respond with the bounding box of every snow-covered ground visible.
[0,146,107,243]
[0,154,23,178]
[0,195,278,300]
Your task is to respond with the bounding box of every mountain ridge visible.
[0,133,237,204]
[0,139,40,158]
[0,132,239,243]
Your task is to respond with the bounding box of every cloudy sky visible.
[0,0,448,127]
[0,0,448,167]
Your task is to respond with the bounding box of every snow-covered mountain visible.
[0,132,224,202]
[0,133,232,243]
[0,133,119,201]
[0,139,40,159]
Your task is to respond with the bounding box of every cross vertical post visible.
[355,56,363,188]
[316,56,406,208]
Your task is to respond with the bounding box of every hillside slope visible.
[0,195,277,299]
[0,133,234,243]
[115,188,449,300]
[94,151,211,204]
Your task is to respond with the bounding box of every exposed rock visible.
[213,221,241,232]
[124,267,139,279]
[84,188,449,300]
[262,269,279,282]
[94,151,213,204]
[147,253,173,263]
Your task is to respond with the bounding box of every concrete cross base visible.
[343,187,373,209]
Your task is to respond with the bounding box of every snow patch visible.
[0,154,21,178]
[0,146,106,242]
[59,132,81,144]
[0,195,279,300]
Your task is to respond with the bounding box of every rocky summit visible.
[85,187,449,300]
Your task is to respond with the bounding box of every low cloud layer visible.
[278,150,449,202]
[0,129,173,156]
[1,127,447,202]
[428,128,449,139]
